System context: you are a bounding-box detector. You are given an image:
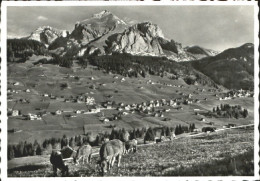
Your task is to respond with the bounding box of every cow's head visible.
[98,159,108,174]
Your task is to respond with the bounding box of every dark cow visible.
[73,144,92,165]
[99,139,125,174]
[50,150,69,176]
[124,139,138,154]
[50,146,76,176]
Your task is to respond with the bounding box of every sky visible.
[7,5,255,51]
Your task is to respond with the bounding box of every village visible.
[7,71,254,137]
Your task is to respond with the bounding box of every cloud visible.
[37,16,48,21]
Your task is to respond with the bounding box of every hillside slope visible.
[188,43,254,90]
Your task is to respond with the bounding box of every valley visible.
[7,57,254,145]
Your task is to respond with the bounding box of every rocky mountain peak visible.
[131,22,164,39]
[70,10,128,45]
[27,26,68,46]
[92,10,112,18]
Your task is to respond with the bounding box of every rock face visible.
[105,22,195,61]
[27,26,68,46]
[105,22,164,55]
[69,10,127,46]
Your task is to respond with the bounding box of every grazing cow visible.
[50,146,76,176]
[50,150,69,176]
[124,139,138,153]
[73,144,92,165]
[99,139,125,174]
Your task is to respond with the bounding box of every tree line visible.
[88,53,217,87]
[210,104,248,119]
[8,124,196,160]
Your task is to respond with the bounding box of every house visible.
[117,107,123,111]
[99,117,109,123]
[121,78,125,82]
[103,101,113,109]
[9,110,19,116]
[89,106,100,113]
[43,93,49,97]
[86,96,95,105]
[27,113,42,120]
[55,110,62,115]
[193,128,199,132]
[14,82,20,86]
[75,110,81,114]
[184,99,192,105]
[50,95,57,99]
[25,89,30,93]
[125,105,131,111]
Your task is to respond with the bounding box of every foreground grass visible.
[8,128,254,177]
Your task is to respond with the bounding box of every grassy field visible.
[7,59,254,145]
[8,127,254,177]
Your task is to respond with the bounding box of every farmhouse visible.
[9,110,20,116]
[75,110,82,114]
[86,96,95,105]
[88,106,100,113]
[50,95,57,99]
[26,113,42,120]
[200,118,206,122]
[14,82,20,86]
[103,101,113,109]
[55,110,62,115]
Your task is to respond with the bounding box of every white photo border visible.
[1,1,259,181]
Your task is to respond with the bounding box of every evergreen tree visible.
[8,145,15,160]
[144,127,155,142]
[110,128,117,140]
[243,109,248,118]
[61,134,68,148]
[36,145,42,155]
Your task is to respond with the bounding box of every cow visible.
[99,139,125,174]
[50,150,69,176]
[124,139,138,154]
[73,144,92,165]
[50,146,76,176]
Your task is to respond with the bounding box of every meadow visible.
[8,127,254,177]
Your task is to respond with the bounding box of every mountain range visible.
[25,10,219,62]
